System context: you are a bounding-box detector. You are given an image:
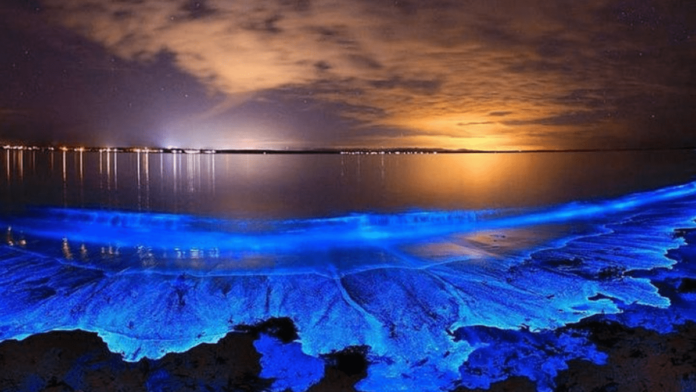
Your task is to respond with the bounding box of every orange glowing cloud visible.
[37,0,696,150]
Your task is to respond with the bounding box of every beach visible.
[2,227,695,392]
[1,319,695,391]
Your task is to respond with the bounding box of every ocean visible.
[1,149,696,391]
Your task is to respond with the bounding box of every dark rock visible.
[672,228,696,240]
[556,320,696,392]
[677,277,696,293]
[596,266,626,280]
[1,320,695,392]
[591,382,619,392]
[307,346,370,392]
[324,346,369,377]
[235,316,299,343]
[453,376,536,392]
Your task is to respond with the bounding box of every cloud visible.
[488,111,513,117]
[458,122,494,126]
[34,0,696,149]
[502,111,609,127]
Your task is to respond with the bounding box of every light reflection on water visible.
[4,178,696,277]
[3,150,696,392]
[2,150,696,219]
[2,149,696,275]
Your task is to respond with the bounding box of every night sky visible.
[1,0,695,150]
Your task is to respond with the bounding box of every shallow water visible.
[2,150,696,392]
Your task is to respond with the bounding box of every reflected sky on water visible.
[2,150,696,219]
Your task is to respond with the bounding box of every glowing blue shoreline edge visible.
[1,181,696,392]
[5,180,696,252]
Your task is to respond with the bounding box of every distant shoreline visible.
[2,144,695,155]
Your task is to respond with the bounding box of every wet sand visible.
[1,317,694,391]
[2,227,695,392]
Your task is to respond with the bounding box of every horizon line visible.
[1,143,695,155]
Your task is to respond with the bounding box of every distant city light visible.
[0,143,455,155]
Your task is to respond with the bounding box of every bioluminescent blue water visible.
[254,333,326,391]
[2,178,696,392]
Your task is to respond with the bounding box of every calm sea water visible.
[3,150,696,392]
[2,150,696,219]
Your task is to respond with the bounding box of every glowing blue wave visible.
[12,180,696,242]
[1,181,696,391]
[3,181,696,276]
